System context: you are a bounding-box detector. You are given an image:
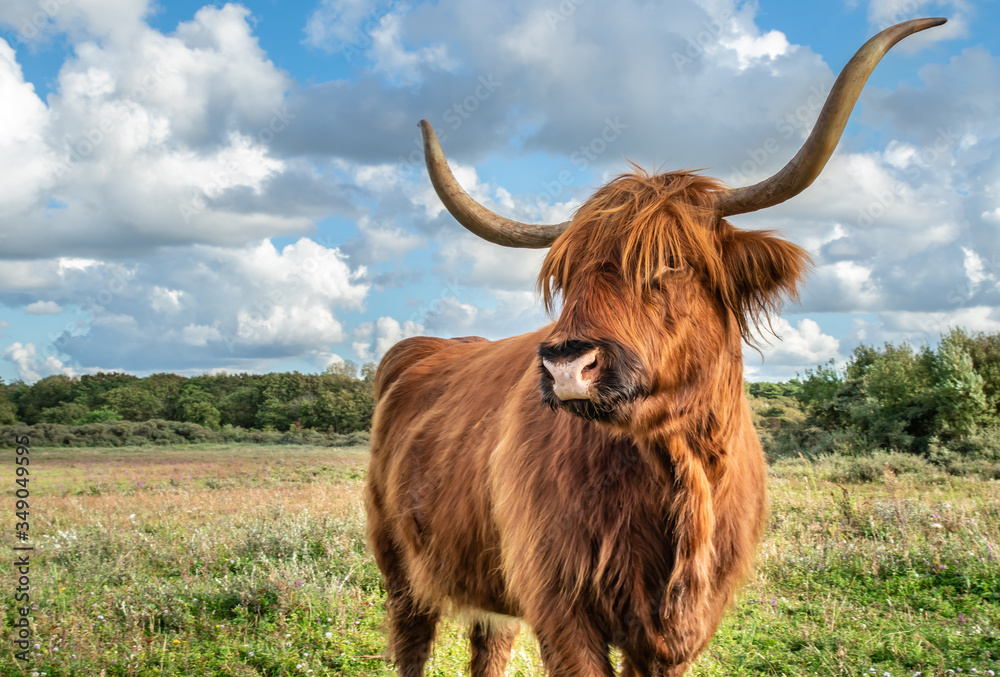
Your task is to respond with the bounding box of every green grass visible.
[2,444,998,676]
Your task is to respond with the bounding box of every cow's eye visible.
[650,260,687,289]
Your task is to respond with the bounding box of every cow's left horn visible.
[713,17,947,217]
[420,120,570,248]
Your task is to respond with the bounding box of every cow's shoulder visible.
[374,335,488,401]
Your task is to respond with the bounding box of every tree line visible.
[0,361,376,434]
[4,328,1000,471]
[752,328,1000,473]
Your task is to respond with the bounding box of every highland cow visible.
[366,18,946,677]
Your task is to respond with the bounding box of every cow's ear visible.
[717,224,811,340]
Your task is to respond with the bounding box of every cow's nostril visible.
[541,348,602,401]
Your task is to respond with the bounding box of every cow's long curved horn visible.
[714,17,947,217]
[420,120,570,248]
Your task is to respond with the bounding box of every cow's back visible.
[366,332,544,616]
[373,335,488,401]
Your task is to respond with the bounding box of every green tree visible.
[795,359,845,426]
[861,343,932,420]
[218,386,260,428]
[942,328,1000,425]
[255,396,293,431]
[140,373,186,420]
[38,401,90,424]
[325,360,359,382]
[845,344,879,380]
[104,385,161,422]
[931,333,989,437]
[303,390,368,433]
[16,374,75,424]
[177,385,221,429]
[72,372,140,408]
[74,407,124,424]
[0,380,17,424]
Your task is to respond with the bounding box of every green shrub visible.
[73,406,124,424]
[1,420,373,448]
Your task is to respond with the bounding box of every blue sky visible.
[0,0,998,383]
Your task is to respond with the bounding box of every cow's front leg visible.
[619,657,693,677]
[533,615,615,677]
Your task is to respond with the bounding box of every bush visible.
[802,452,940,484]
[73,407,123,424]
[0,420,371,448]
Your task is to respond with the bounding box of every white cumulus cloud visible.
[1,342,76,383]
[24,301,64,315]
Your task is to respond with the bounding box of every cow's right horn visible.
[713,17,947,218]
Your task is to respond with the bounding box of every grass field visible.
[2,443,998,676]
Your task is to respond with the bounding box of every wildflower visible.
[325,632,332,639]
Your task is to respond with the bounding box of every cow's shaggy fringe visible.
[541,169,810,346]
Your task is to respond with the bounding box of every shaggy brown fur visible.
[366,170,810,676]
